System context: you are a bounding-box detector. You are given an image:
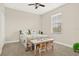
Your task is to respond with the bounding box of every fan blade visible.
[39,4,45,7]
[35,6,38,9]
[28,4,35,6]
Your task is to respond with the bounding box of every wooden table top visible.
[29,38,54,44]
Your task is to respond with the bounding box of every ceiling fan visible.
[28,3,45,9]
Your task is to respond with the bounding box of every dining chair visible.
[37,42,46,55]
[46,41,54,51]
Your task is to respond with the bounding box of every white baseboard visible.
[54,41,72,48]
[0,43,4,55]
[5,40,19,44]
[0,40,19,55]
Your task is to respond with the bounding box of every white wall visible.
[5,8,41,42]
[0,4,5,54]
[41,4,79,47]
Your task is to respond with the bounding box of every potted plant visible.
[19,30,22,34]
[27,29,31,35]
[39,30,43,34]
[40,31,43,34]
[73,42,79,53]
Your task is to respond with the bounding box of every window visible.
[51,13,62,33]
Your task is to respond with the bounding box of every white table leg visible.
[52,41,54,51]
[34,44,37,55]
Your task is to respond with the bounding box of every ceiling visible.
[4,3,65,15]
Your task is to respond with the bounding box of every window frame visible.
[51,13,62,34]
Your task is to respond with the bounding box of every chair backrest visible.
[40,43,46,49]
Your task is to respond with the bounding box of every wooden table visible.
[29,38,54,55]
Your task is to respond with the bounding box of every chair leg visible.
[39,50,41,56]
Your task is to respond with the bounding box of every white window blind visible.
[51,13,62,34]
